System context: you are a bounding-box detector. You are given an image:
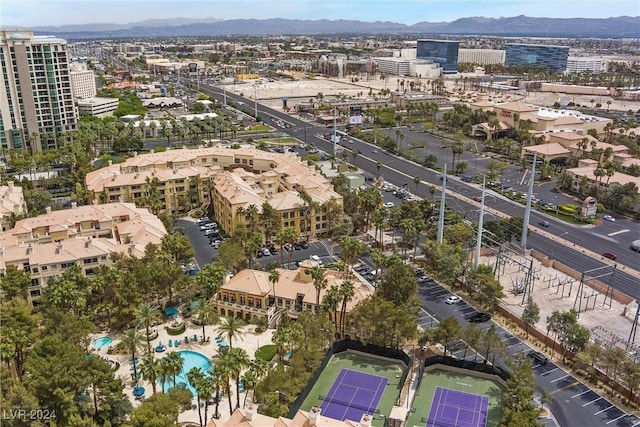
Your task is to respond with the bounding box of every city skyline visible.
[3,0,638,28]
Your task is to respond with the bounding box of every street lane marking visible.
[607,414,628,424]
[550,374,570,383]
[583,396,602,407]
[550,381,580,394]
[594,405,613,415]
[572,389,591,398]
[608,229,629,237]
[541,367,559,376]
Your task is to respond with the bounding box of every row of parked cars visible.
[197,217,225,249]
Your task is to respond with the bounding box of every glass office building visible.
[416,40,460,74]
[505,44,570,72]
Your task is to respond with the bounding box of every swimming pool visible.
[92,336,113,350]
[161,350,212,396]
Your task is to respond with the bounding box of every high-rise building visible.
[565,57,608,74]
[0,30,77,153]
[416,39,460,74]
[505,43,570,72]
[70,62,97,99]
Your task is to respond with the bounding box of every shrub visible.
[255,344,277,361]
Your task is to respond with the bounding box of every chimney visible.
[85,237,91,248]
[108,160,113,166]
[244,404,258,421]
[128,242,135,255]
[55,242,63,254]
[26,244,33,255]
[45,206,52,214]
[133,151,137,157]
[71,201,77,209]
[308,406,321,426]
[359,413,373,427]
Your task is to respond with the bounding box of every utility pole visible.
[520,152,537,250]
[254,84,258,119]
[332,105,337,155]
[437,164,447,244]
[223,84,227,106]
[474,175,486,267]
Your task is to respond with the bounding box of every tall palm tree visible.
[135,303,161,353]
[211,348,229,419]
[322,285,341,330]
[338,280,355,338]
[243,358,268,407]
[158,356,172,393]
[139,355,161,395]
[227,347,250,409]
[196,301,218,342]
[165,351,185,388]
[187,367,206,427]
[268,268,281,307]
[121,328,145,384]
[214,347,235,414]
[310,265,328,309]
[218,316,245,349]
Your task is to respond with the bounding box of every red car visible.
[603,252,618,260]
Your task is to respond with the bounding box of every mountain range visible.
[20,15,640,39]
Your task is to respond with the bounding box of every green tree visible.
[463,323,483,362]
[186,367,206,427]
[129,388,191,427]
[217,240,248,273]
[0,266,31,301]
[521,297,540,339]
[310,265,328,309]
[499,354,541,427]
[121,328,145,385]
[139,355,161,395]
[165,351,185,388]
[195,301,218,342]
[376,263,420,308]
[434,317,462,357]
[268,268,281,307]
[135,303,161,353]
[218,316,245,349]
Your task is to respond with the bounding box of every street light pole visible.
[254,84,258,119]
[437,164,447,244]
[474,175,486,267]
[521,152,537,250]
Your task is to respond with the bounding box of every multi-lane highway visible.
[197,82,640,300]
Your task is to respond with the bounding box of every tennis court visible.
[406,369,503,427]
[300,350,405,426]
[426,387,489,427]
[320,369,387,421]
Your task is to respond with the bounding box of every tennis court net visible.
[319,395,380,414]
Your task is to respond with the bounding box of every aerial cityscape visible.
[1,2,640,427]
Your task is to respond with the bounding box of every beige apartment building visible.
[216,260,372,327]
[85,146,343,239]
[0,182,28,231]
[0,202,166,304]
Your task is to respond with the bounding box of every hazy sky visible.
[2,0,638,27]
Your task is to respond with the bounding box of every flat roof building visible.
[416,39,460,74]
[505,43,569,72]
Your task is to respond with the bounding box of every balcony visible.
[216,299,267,316]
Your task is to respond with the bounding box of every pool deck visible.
[89,317,274,424]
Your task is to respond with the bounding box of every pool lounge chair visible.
[174,339,179,347]
[185,336,189,344]
[193,335,198,342]
[168,340,173,348]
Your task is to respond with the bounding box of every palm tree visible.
[121,328,145,384]
[268,268,281,307]
[211,348,229,419]
[135,303,161,353]
[322,285,341,331]
[186,367,206,427]
[139,355,161,395]
[158,356,172,393]
[338,280,355,338]
[310,265,328,309]
[196,301,218,342]
[218,316,245,349]
[243,358,268,407]
[227,347,250,409]
[165,351,185,388]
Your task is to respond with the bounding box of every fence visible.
[286,339,411,419]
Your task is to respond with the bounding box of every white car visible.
[445,295,462,305]
[603,215,616,222]
[383,202,395,208]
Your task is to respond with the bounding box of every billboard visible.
[349,105,363,125]
[188,63,198,76]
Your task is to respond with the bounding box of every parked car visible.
[603,252,618,260]
[261,248,271,256]
[417,275,434,284]
[269,247,278,255]
[383,202,395,208]
[448,339,466,353]
[200,223,217,231]
[472,196,482,202]
[445,295,462,305]
[603,214,616,222]
[196,217,210,225]
[299,241,309,249]
[527,350,549,365]
[468,312,491,323]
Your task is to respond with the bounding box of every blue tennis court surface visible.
[426,387,488,427]
[320,368,387,421]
